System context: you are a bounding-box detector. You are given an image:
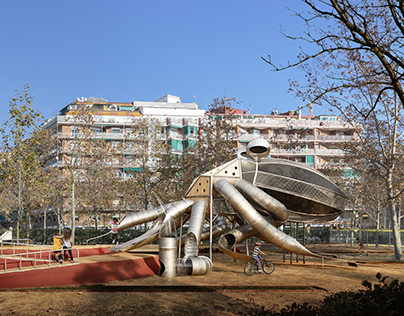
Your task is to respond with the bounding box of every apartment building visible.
[234,112,355,169]
[31,96,357,230]
[41,95,205,178]
[42,95,355,171]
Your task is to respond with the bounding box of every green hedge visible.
[247,273,404,315]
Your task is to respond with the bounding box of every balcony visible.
[315,149,345,155]
[270,148,315,155]
[184,134,198,141]
[57,115,143,125]
[169,133,184,140]
[235,117,354,129]
[238,134,271,140]
[316,135,357,141]
[57,132,151,140]
[169,118,184,127]
[170,148,184,154]
[237,133,356,143]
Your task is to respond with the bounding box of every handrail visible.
[1,241,46,256]
[0,246,80,273]
[86,231,111,244]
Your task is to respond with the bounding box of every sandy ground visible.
[1,244,404,315]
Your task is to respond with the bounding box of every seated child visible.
[53,230,62,262]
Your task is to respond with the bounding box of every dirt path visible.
[1,244,403,315]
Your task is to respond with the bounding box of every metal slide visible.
[110,199,194,252]
[179,218,228,246]
[0,230,12,241]
[177,199,212,275]
[183,199,208,258]
[214,178,319,258]
[110,216,163,252]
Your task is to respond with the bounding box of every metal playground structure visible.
[108,138,347,277]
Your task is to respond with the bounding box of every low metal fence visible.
[307,228,404,246]
[0,242,79,273]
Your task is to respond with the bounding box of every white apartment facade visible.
[41,95,355,176]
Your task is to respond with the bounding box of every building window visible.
[126,156,134,164]
[170,128,178,138]
[71,127,78,137]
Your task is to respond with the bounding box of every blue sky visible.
[0,0,320,124]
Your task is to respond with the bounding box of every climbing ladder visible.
[282,221,306,264]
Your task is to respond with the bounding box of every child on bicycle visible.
[356,237,368,256]
[252,241,265,273]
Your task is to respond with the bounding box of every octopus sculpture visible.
[111,138,347,277]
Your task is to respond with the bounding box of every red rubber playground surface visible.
[0,246,160,289]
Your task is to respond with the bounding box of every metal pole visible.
[232,218,236,262]
[178,215,183,258]
[209,175,213,260]
[303,223,306,264]
[366,230,369,246]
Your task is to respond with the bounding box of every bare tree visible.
[0,85,47,240]
[122,117,171,211]
[59,105,120,241]
[265,0,404,260]
[186,96,238,176]
[264,0,404,117]
[343,96,404,259]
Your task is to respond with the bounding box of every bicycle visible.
[244,255,275,276]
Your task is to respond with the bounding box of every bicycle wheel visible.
[244,262,256,276]
[262,261,275,274]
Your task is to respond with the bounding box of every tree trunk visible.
[57,208,63,230]
[71,179,76,244]
[43,208,47,243]
[389,201,403,261]
[17,168,22,242]
[376,212,380,248]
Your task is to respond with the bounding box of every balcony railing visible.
[238,134,355,142]
[316,135,357,141]
[315,149,345,155]
[270,148,315,154]
[238,134,270,140]
[235,118,354,129]
[169,133,184,140]
[270,148,345,156]
[57,132,157,140]
[184,134,199,140]
[56,115,136,125]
